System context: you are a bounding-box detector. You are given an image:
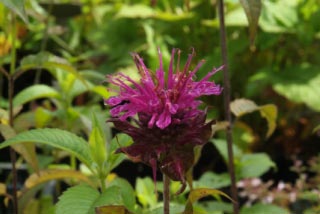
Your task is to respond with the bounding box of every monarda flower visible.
[105,48,222,191]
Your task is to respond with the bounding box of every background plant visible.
[0,0,320,214]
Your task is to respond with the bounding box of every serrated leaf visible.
[239,0,262,48]
[240,203,289,214]
[25,169,93,190]
[95,205,132,214]
[56,185,123,214]
[56,185,99,214]
[0,128,93,168]
[230,99,277,138]
[0,124,39,172]
[13,84,60,107]
[108,177,136,211]
[183,188,233,214]
[0,0,29,23]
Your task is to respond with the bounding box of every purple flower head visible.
[106,48,222,192]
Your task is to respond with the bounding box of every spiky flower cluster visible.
[106,48,222,190]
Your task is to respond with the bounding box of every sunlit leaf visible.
[116,4,154,19]
[0,124,39,172]
[13,84,60,107]
[259,104,277,138]
[239,153,276,178]
[239,0,262,49]
[230,99,259,117]
[240,203,289,214]
[91,86,110,99]
[183,188,233,214]
[136,177,157,208]
[0,183,6,195]
[19,52,86,86]
[230,98,277,138]
[56,185,123,214]
[0,128,93,168]
[95,205,132,214]
[25,169,94,189]
[0,0,29,23]
[35,107,54,128]
[89,114,107,175]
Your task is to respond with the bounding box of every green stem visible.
[99,174,107,193]
[217,1,239,214]
[163,174,170,214]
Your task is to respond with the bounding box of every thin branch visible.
[217,1,239,214]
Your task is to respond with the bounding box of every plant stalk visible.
[9,12,18,214]
[163,174,170,214]
[217,0,239,214]
[8,76,18,214]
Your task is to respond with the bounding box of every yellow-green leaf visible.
[95,205,132,214]
[183,188,233,214]
[230,99,277,138]
[230,99,259,117]
[25,169,94,189]
[239,0,262,49]
[0,124,39,172]
[0,183,6,195]
[258,104,277,138]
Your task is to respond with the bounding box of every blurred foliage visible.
[0,0,320,213]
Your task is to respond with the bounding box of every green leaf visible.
[56,185,99,214]
[56,185,123,214]
[273,67,320,112]
[259,104,277,138]
[19,52,84,83]
[108,177,136,212]
[0,124,39,172]
[239,0,262,48]
[239,153,276,178]
[313,124,320,133]
[136,177,157,208]
[0,128,93,168]
[89,114,107,175]
[108,134,133,171]
[230,98,277,138]
[13,84,60,107]
[183,188,233,214]
[0,0,28,23]
[95,205,132,214]
[25,169,94,189]
[240,203,289,214]
[195,172,231,189]
[211,139,243,162]
[116,4,154,19]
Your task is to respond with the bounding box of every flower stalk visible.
[217,0,239,213]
